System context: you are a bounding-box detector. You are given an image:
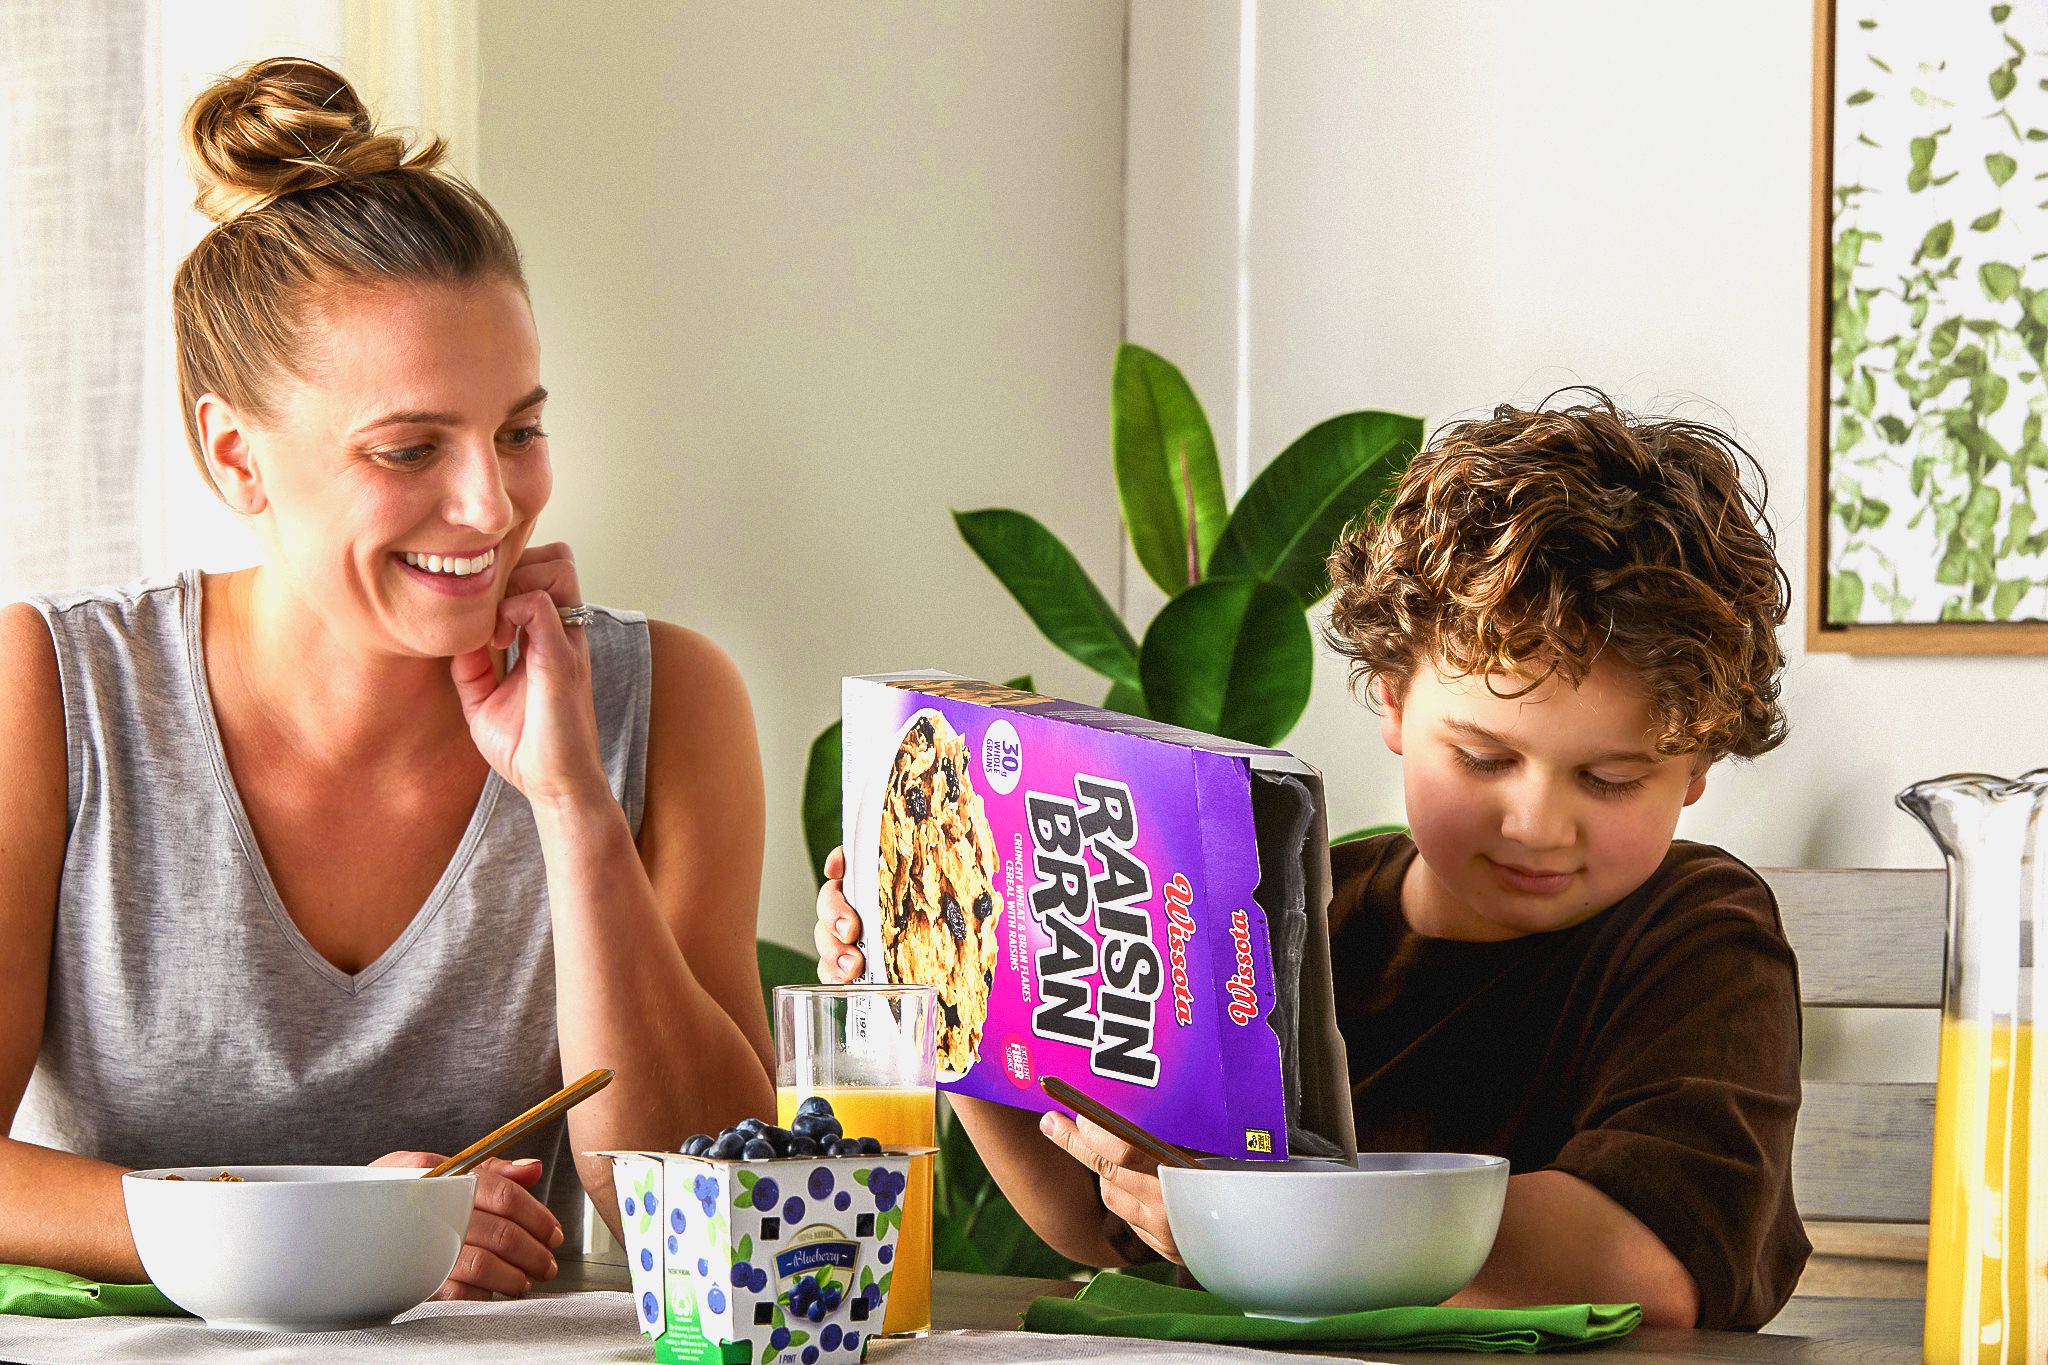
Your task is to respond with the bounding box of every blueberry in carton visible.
[599,1105,921,1365]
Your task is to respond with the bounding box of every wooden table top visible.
[554,1259,1922,1363]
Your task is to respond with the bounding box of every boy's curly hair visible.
[1324,389,1790,761]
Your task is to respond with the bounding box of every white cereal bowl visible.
[1158,1153,1508,1319]
[122,1165,476,1332]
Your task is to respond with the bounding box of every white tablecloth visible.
[0,1292,1376,1364]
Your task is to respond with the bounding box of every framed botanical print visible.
[1810,0,2048,651]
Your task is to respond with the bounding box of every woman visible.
[0,57,774,1300]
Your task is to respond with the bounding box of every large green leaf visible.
[1916,220,1954,261]
[1101,680,1149,718]
[756,939,818,1019]
[1205,411,1422,607]
[961,1184,1083,1280]
[954,509,1138,688]
[1828,570,1866,624]
[1332,823,1407,845]
[931,1096,1082,1278]
[1981,261,2022,303]
[931,1218,991,1275]
[933,1098,987,1224]
[801,721,842,888]
[1112,344,1227,595]
[1138,577,1314,746]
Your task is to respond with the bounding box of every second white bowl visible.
[1159,1152,1508,1319]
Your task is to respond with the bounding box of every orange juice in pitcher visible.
[1901,773,2046,1365]
[1925,1016,2037,1365]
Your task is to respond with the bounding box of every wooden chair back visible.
[1761,867,1945,1225]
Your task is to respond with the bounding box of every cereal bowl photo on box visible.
[849,707,1003,1081]
[601,1143,917,1365]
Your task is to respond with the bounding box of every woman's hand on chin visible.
[451,541,610,811]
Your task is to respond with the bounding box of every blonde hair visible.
[171,57,524,494]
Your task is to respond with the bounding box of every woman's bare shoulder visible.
[644,619,753,729]
[640,620,761,810]
[0,602,68,1101]
[635,621,763,912]
[0,603,64,783]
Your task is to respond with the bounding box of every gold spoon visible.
[425,1068,615,1178]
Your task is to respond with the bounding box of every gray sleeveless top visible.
[10,570,651,1239]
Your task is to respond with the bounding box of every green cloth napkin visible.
[0,1263,189,1319]
[1023,1268,1641,1353]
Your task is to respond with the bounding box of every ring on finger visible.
[557,603,595,628]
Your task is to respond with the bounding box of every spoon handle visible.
[1040,1076,1202,1170]
[425,1069,615,1179]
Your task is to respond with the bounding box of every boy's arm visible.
[946,1096,1126,1266]
[1447,1170,1699,1326]
[1539,857,1808,1329]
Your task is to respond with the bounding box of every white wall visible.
[143,2,2005,1069]
[1125,1,2040,1079]
[477,3,1127,949]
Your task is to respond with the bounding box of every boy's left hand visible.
[1038,1109,1181,1265]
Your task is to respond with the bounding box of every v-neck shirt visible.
[12,571,652,1240]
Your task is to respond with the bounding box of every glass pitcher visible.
[1899,771,2045,1365]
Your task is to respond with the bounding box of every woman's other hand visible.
[813,846,865,983]
[450,542,609,810]
[373,1152,564,1299]
[1038,1110,1181,1265]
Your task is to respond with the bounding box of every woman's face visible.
[216,275,551,658]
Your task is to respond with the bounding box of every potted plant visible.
[790,343,1421,1275]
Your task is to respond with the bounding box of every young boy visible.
[814,390,1808,1330]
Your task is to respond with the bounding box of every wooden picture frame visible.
[1808,0,2048,653]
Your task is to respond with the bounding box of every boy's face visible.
[1380,656,1707,941]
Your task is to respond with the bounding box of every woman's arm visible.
[526,621,774,1230]
[0,603,145,1279]
[453,554,776,1239]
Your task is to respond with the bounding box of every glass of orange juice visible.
[773,983,936,1338]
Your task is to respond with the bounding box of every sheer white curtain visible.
[2,0,479,601]
[0,0,152,600]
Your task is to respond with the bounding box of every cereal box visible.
[842,672,1356,1162]
[602,1148,916,1365]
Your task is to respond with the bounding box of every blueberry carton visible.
[601,1148,916,1365]
[842,672,1357,1162]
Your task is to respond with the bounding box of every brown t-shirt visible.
[1102,832,1811,1330]
[1326,833,1809,1329]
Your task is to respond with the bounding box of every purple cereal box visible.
[843,673,1355,1162]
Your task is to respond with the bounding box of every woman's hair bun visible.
[183,56,447,224]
